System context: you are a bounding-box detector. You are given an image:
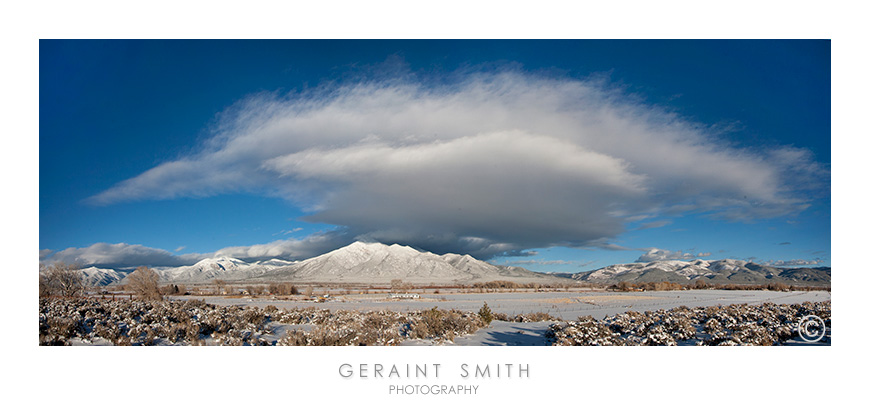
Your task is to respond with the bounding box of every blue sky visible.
[39,40,830,271]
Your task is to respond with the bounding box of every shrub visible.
[126,266,162,300]
[513,312,560,322]
[268,282,299,295]
[246,285,265,296]
[478,302,494,325]
[213,279,227,295]
[39,262,84,298]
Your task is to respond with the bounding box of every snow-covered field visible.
[172,289,831,320]
[42,290,830,346]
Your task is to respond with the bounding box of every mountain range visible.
[73,241,831,287]
[79,256,298,287]
[572,259,831,285]
[258,241,552,284]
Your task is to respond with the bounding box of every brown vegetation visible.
[268,282,299,295]
[39,298,489,346]
[126,266,162,300]
[607,280,829,292]
[547,300,830,346]
[39,262,84,298]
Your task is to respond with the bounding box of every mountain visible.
[80,267,127,287]
[572,259,830,286]
[74,243,830,287]
[258,241,557,284]
[77,257,298,286]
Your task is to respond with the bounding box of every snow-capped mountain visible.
[79,267,127,287]
[161,256,254,282]
[73,242,830,287]
[77,257,297,286]
[260,241,555,284]
[573,259,830,285]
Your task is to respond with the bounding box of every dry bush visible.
[213,279,227,295]
[492,312,511,321]
[268,283,298,295]
[390,279,411,292]
[160,284,186,296]
[608,281,635,292]
[471,281,523,291]
[408,307,484,341]
[513,312,561,322]
[39,262,84,298]
[548,316,624,346]
[246,285,265,296]
[548,301,831,346]
[39,297,276,346]
[39,265,51,298]
[478,302,494,325]
[126,266,162,300]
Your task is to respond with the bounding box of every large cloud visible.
[88,70,828,258]
[759,258,825,267]
[41,243,203,268]
[635,248,700,263]
[39,233,353,269]
[209,232,354,261]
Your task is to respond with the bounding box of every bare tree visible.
[40,262,84,298]
[126,266,162,300]
[390,279,411,292]
[246,285,265,297]
[268,282,298,296]
[390,279,403,292]
[213,279,227,295]
[39,263,51,298]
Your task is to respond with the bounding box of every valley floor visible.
[42,290,831,346]
[170,289,831,320]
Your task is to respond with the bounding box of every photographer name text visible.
[339,363,530,395]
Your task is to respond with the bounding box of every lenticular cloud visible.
[89,70,827,258]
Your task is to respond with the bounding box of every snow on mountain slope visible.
[79,267,127,287]
[75,257,297,286]
[71,242,829,287]
[261,241,556,284]
[159,256,298,283]
[573,258,830,285]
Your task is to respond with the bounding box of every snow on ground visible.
[172,290,831,320]
[402,321,553,346]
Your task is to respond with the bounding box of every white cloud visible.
[41,243,202,268]
[88,69,828,258]
[636,220,672,230]
[39,233,354,269]
[761,258,824,267]
[211,232,352,261]
[636,248,698,262]
[505,259,595,268]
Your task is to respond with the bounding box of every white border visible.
[8,1,868,410]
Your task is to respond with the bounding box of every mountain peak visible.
[263,241,556,284]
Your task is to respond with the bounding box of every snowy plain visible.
[171,289,830,320]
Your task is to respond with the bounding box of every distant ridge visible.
[572,259,830,286]
[70,242,830,287]
[75,256,298,287]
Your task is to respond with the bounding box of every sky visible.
[39,40,831,272]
